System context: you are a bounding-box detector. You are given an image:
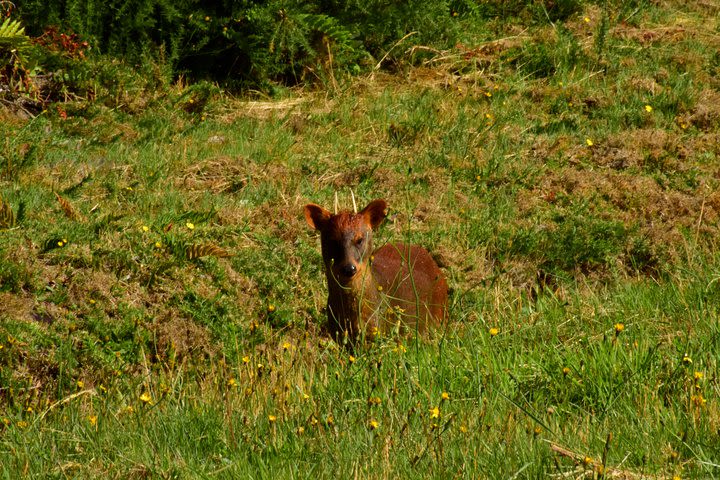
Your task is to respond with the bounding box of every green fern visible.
[294,13,357,53]
[0,17,29,51]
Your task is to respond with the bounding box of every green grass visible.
[2,1,720,477]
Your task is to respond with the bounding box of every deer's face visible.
[320,214,373,284]
[305,199,388,286]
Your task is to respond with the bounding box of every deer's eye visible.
[355,237,365,247]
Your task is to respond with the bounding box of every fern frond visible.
[294,13,357,51]
[0,18,29,51]
[55,192,80,220]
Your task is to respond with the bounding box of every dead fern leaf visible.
[186,243,233,260]
[54,192,80,220]
[0,197,15,228]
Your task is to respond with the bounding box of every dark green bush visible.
[16,0,460,88]
[451,0,582,23]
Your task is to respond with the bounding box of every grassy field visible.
[1,1,720,478]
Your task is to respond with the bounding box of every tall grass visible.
[1,1,720,477]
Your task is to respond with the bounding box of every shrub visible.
[0,16,34,97]
[16,0,460,88]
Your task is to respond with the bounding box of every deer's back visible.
[371,242,448,333]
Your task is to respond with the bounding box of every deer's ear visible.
[361,199,388,229]
[304,204,331,231]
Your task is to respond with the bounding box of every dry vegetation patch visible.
[153,315,214,362]
[691,89,720,131]
[2,3,720,476]
[178,156,249,194]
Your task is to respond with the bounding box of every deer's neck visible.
[326,268,381,340]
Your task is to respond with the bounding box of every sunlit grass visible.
[1,1,720,477]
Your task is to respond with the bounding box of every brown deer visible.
[304,199,448,343]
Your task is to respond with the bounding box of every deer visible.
[304,199,448,344]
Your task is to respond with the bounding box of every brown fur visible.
[304,199,448,343]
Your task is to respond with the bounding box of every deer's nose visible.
[340,263,357,278]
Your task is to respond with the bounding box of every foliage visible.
[0,17,28,52]
[0,16,33,94]
[14,0,459,87]
[1,1,720,478]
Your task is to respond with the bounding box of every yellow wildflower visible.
[297,426,305,434]
[186,222,195,230]
[142,225,149,232]
[227,378,237,388]
[268,415,277,423]
[586,138,594,147]
[682,354,692,364]
[369,419,379,430]
[348,355,355,363]
[441,392,450,401]
[645,105,653,113]
[242,355,250,364]
[88,415,97,426]
[76,380,84,389]
[694,371,704,381]
[489,327,499,337]
[430,406,440,419]
[614,323,625,334]
[139,391,152,404]
[583,16,590,23]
